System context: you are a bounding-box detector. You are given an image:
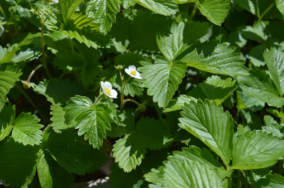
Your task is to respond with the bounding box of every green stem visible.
[259,2,275,20]
[26,64,42,84]
[120,77,132,111]
[40,4,51,78]
[190,5,197,19]
[94,93,104,106]
[16,83,49,122]
[123,99,141,106]
[69,38,75,52]
[0,6,7,19]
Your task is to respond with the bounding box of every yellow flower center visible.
[104,88,111,95]
[130,70,136,76]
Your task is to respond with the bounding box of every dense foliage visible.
[2,0,284,187]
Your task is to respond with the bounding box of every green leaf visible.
[37,149,75,188]
[163,95,197,113]
[61,13,110,48]
[258,173,284,187]
[237,69,284,108]
[234,0,256,15]
[140,56,187,108]
[0,63,22,111]
[34,79,83,105]
[113,134,146,172]
[178,43,248,77]
[241,21,267,42]
[231,130,284,170]
[51,104,77,133]
[122,0,136,8]
[134,0,178,16]
[42,126,93,175]
[263,48,284,96]
[248,44,266,67]
[144,166,165,185]
[109,165,141,188]
[198,76,238,105]
[113,118,170,172]
[179,100,234,167]
[276,0,284,18]
[59,0,84,24]
[0,137,40,187]
[64,96,113,149]
[164,159,227,187]
[0,103,14,141]
[12,112,44,146]
[194,0,231,26]
[116,76,144,97]
[157,22,189,62]
[85,0,121,33]
[176,0,194,4]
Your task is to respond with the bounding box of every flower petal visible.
[101,81,105,89]
[135,71,142,79]
[125,68,131,76]
[104,81,112,89]
[129,65,136,71]
[110,89,118,98]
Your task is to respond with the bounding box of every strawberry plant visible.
[1,0,284,187]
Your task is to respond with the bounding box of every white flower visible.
[51,0,59,4]
[0,25,4,37]
[101,81,118,98]
[125,65,142,79]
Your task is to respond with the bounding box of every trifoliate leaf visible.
[178,43,248,77]
[237,69,284,108]
[113,118,170,172]
[109,165,141,188]
[140,56,187,108]
[42,126,93,175]
[157,22,189,62]
[194,0,231,26]
[263,48,284,97]
[37,149,75,188]
[12,112,44,146]
[0,103,14,141]
[34,79,83,105]
[134,0,178,16]
[231,130,284,170]
[179,100,234,167]
[163,95,197,113]
[0,63,22,111]
[64,95,113,149]
[0,137,40,187]
[85,0,121,33]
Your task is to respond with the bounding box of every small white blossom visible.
[0,25,4,37]
[125,65,142,79]
[101,81,118,98]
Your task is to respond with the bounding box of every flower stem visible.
[40,4,51,79]
[16,83,49,122]
[259,2,275,20]
[94,93,104,106]
[190,4,197,19]
[123,99,141,106]
[26,64,42,84]
[120,77,132,111]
